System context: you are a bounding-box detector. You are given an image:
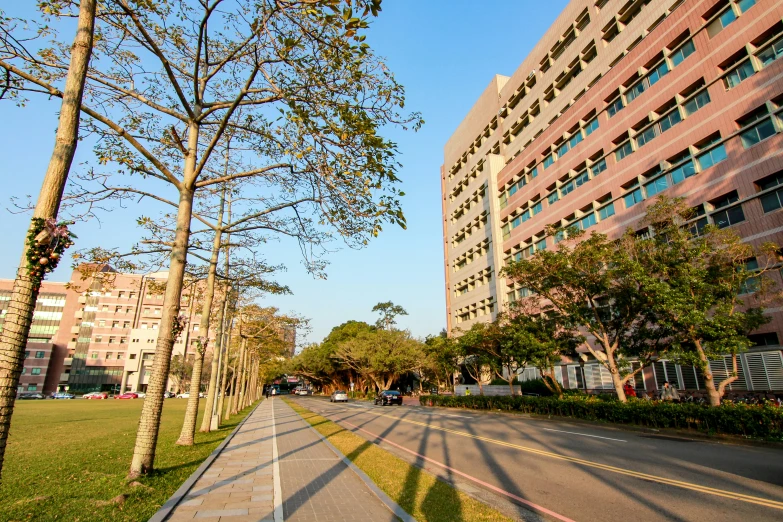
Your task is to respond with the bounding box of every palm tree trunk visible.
[176,187,225,445]
[0,0,96,484]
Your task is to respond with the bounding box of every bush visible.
[419,394,783,440]
[518,378,553,396]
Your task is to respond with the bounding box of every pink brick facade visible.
[442,0,783,392]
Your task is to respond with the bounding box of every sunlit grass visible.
[285,398,512,522]
[0,399,255,522]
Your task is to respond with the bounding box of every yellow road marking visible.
[313,400,783,511]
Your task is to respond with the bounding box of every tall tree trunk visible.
[215,194,232,425]
[695,340,721,407]
[129,116,200,478]
[129,187,195,476]
[176,188,225,445]
[0,0,96,484]
[200,291,227,432]
[231,337,246,414]
[217,318,232,423]
[605,346,627,403]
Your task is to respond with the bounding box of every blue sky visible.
[0,1,568,345]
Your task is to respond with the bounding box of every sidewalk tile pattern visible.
[275,398,398,522]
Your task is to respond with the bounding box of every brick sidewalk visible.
[165,401,276,521]
[274,398,398,522]
[159,398,400,521]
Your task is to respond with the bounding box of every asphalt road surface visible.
[288,396,783,522]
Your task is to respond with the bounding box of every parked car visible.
[115,392,139,400]
[374,390,403,406]
[330,390,348,403]
[164,391,176,398]
[83,392,108,400]
[297,389,310,396]
[52,392,75,400]
[135,392,146,398]
[176,392,190,399]
[17,392,45,400]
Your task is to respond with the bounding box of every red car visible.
[115,392,139,400]
[83,392,108,400]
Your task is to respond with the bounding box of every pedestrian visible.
[265,386,270,399]
[623,382,637,398]
[465,387,471,396]
[662,381,680,402]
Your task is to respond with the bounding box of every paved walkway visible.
[162,398,398,522]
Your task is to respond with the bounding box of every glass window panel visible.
[624,188,643,208]
[758,36,783,67]
[598,203,616,220]
[530,166,538,178]
[590,158,607,176]
[697,144,727,170]
[532,201,543,215]
[607,97,624,117]
[585,118,599,136]
[580,213,597,230]
[647,61,669,86]
[625,81,646,104]
[615,141,633,161]
[558,142,570,158]
[636,126,657,148]
[737,0,755,12]
[548,191,559,205]
[671,160,695,184]
[645,176,670,197]
[760,189,783,213]
[740,118,776,148]
[671,40,696,67]
[684,90,711,115]
[659,110,682,133]
[575,171,589,187]
[724,60,755,89]
[544,155,554,169]
[713,205,745,228]
[535,238,547,251]
[561,181,575,196]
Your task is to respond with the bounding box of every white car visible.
[135,392,146,398]
[176,392,190,399]
[330,390,348,403]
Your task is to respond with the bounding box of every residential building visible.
[442,0,783,392]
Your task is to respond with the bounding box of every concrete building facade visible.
[442,0,783,392]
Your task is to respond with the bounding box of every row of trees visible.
[0,0,419,482]
[471,197,781,407]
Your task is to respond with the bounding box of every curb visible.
[148,401,262,522]
[283,399,416,522]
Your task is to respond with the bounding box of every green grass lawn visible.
[0,399,256,522]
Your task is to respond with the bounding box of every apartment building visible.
[442,0,783,392]
[0,280,80,394]
[2,265,222,394]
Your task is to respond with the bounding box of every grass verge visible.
[284,398,512,522]
[0,399,256,522]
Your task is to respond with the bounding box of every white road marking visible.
[543,428,627,442]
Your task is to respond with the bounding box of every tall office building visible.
[442,0,783,391]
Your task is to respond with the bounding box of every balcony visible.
[78,295,87,304]
[67,341,77,350]
[74,310,83,319]
[63,357,73,366]
[70,326,81,334]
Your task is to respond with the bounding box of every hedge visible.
[419,394,783,440]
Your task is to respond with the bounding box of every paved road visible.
[289,396,783,522]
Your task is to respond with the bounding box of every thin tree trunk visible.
[0,0,96,484]
[129,116,201,478]
[217,318,233,423]
[129,187,195,476]
[231,337,246,414]
[176,187,225,445]
[604,345,627,403]
[215,193,232,425]
[200,291,227,432]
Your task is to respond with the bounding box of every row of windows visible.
[452,239,490,274]
[454,268,493,298]
[21,367,43,375]
[705,0,757,39]
[89,351,126,360]
[722,30,783,91]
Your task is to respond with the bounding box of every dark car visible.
[18,392,45,400]
[374,390,403,406]
[164,391,176,398]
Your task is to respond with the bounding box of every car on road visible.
[374,390,402,406]
[164,391,176,398]
[330,390,348,403]
[83,392,108,400]
[17,392,45,400]
[52,392,75,400]
[294,388,309,396]
[135,392,146,398]
[115,392,139,400]
[176,392,190,399]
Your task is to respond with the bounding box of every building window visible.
[670,160,695,184]
[548,191,559,205]
[696,143,727,170]
[615,141,633,161]
[27,385,37,391]
[108,337,115,344]
[24,351,29,359]
[724,59,754,89]
[106,352,114,359]
[99,320,105,327]
[129,292,136,299]
[707,4,737,38]
[758,172,783,213]
[684,90,711,116]
[120,337,127,344]
[90,352,98,359]
[129,353,137,359]
[35,351,45,359]
[598,203,615,221]
[670,40,695,67]
[758,35,783,68]
[117,352,124,360]
[635,126,658,148]
[543,154,554,169]
[112,321,119,328]
[579,213,597,230]
[748,332,779,347]
[21,368,26,375]
[607,97,624,118]
[584,117,599,136]
[738,259,760,295]
[645,176,670,198]
[590,158,607,176]
[532,201,543,215]
[738,108,776,149]
[711,192,745,228]
[624,188,643,208]
[31,368,42,375]
[95,335,103,343]
[535,238,547,251]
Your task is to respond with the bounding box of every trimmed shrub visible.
[419,394,783,440]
